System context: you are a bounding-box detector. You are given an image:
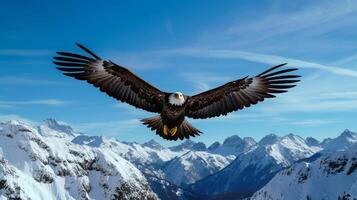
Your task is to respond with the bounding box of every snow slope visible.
[322,129,357,151]
[0,120,157,200]
[162,151,234,187]
[73,135,234,189]
[207,135,257,157]
[190,134,320,198]
[252,145,357,200]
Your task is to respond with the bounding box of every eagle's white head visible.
[169,92,185,106]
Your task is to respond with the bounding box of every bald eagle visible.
[54,44,300,141]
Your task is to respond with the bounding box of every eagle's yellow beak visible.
[163,125,178,136]
[174,93,179,99]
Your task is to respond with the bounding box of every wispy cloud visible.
[333,53,357,67]
[0,76,63,86]
[113,103,146,116]
[73,119,141,136]
[290,119,341,126]
[0,99,67,107]
[212,1,357,48]
[180,71,233,93]
[166,48,357,78]
[254,73,357,114]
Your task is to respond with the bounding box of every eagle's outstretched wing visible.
[185,64,300,119]
[54,43,164,113]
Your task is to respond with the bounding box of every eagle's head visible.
[169,92,185,106]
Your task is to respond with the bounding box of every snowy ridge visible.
[322,129,357,151]
[207,135,257,157]
[162,150,234,187]
[0,118,356,200]
[0,120,157,200]
[252,145,357,200]
[190,134,320,198]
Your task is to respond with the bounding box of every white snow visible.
[162,150,234,186]
[0,120,157,200]
[252,145,357,200]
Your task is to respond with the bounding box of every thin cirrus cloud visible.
[0,76,63,86]
[180,71,233,93]
[73,119,141,137]
[0,99,67,107]
[167,48,357,78]
[212,0,357,49]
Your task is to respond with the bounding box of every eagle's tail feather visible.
[141,116,202,141]
[141,115,163,131]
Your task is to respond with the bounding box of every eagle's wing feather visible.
[54,43,164,113]
[185,64,300,119]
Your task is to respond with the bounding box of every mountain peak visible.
[322,129,357,151]
[143,139,164,150]
[243,137,257,145]
[208,141,220,151]
[306,137,320,146]
[259,133,279,145]
[223,135,243,146]
[169,140,196,151]
[191,142,207,151]
[41,118,76,137]
[341,129,355,137]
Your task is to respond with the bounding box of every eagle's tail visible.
[141,116,202,141]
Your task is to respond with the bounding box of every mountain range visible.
[0,119,356,199]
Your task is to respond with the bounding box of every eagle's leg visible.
[163,125,177,136]
[170,126,177,136]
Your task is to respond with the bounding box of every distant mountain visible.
[73,134,234,189]
[207,135,257,156]
[146,173,203,200]
[1,118,355,200]
[305,137,320,146]
[252,145,357,199]
[162,151,234,187]
[0,120,157,200]
[143,139,165,150]
[38,118,79,138]
[322,129,357,151]
[190,134,320,199]
[169,140,196,151]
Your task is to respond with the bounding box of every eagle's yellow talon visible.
[163,125,177,136]
[170,127,178,136]
[163,125,169,136]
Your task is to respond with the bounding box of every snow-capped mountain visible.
[190,134,320,199]
[146,174,202,200]
[73,134,234,189]
[1,118,356,200]
[207,135,257,157]
[0,120,157,200]
[322,129,357,151]
[169,140,197,152]
[73,134,184,168]
[39,118,79,138]
[252,145,357,200]
[161,151,234,187]
[305,137,320,147]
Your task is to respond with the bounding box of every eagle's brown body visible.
[161,96,186,128]
[54,44,300,141]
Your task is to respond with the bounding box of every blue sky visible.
[1,0,357,146]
